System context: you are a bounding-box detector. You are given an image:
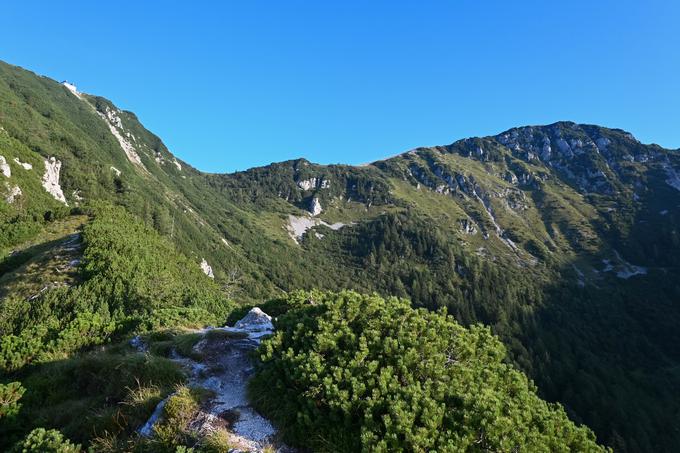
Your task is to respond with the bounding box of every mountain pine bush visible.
[0,203,232,373]
[0,381,24,419]
[251,291,607,452]
[11,428,81,452]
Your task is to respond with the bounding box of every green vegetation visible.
[11,427,81,453]
[90,384,233,452]
[0,381,24,419]
[0,204,233,450]
[251,291,606,452]
[144,330,205,361]
[150,385,203,449]
[0,203,231,374]
[3,350,183,448]
[1,59,680,451]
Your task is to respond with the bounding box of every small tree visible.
[12,428,81,453]
[0,382,25,419]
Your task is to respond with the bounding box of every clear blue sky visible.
[2,1,678,172]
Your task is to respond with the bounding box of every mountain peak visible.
[492,121,641,148]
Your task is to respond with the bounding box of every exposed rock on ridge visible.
[97,106,145,168]
[0,156,10,177]
[41,157,67,204]
[200,258,214,278]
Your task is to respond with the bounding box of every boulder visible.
[235,307,274,333]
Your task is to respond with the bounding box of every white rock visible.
[624,132,639,143]
[617,266,647,279]
[569,138,583,149]
[13,158,32,170]
[572,264,586,287]
[555,138,570,153]
[138,398,168,437]
[663,163,680,192]
[41,157,68,204]
[5,184,21,203]
[173,159,182,171]
[98,107,144,168]
[297,178,317,190]
[110,166,122,177]
[602,251,648,279]
[103,107,123,128]
[235,307,273,332]
[309,197,322,216]
[504,172,518,184]
[0,156,10,177]
[232,407,276,445]
[296,177,330,190]
[459,218,477,235]
[129,335,147,352]
[286,214,345,243]
[541,143,552,160]
[595,137,611,150]
[200,258,214,278]
[62,81,82,99]
[287,215,322,242]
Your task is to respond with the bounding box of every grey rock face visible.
[42,157,68,204]
[200,258,215,278]
[0,156,10,178]
[309,197,322,216]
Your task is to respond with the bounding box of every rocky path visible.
[137,308,292,452]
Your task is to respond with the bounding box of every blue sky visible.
[2,1,679,172]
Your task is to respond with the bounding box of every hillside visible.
[1,60,679,451]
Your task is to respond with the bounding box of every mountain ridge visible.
[14,61,674,175]
[2,59,680,452]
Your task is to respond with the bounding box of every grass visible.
[3,346,186,449]
[4,215,88,253]
[143,330,205,361]
[204,329,248,341]
[201,427,234,452]
[173,333,204,360]
[144,385,214,451]
[0,215,88,301]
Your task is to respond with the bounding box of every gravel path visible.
[137,308,293,452]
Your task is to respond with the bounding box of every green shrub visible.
[144,385,212,451]
[251,291,607,452]
[201,428,233,452]
[0,381,25,418]
[11,428,81,453]
[0,204,233,373]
